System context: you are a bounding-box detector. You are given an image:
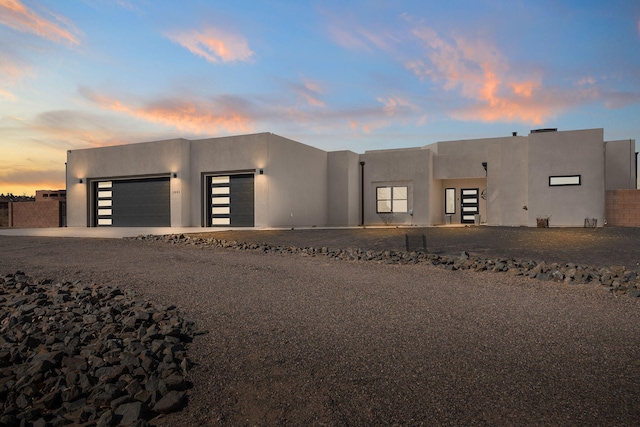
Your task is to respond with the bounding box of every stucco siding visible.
[527,129,605,227]
[67,138,188,227]
[65,128,631,229]
[360,148,430,226]
[605,139,636,190]
[172,140,192,226]
[266,134,328,227]
[427,151,441,225]
[327,151,360,226]
[490,139,529,226]
[190,134,269,226]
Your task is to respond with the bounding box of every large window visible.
[376,186,408,213]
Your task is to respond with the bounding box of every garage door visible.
[95,177,170,227]
[207,174,254,227]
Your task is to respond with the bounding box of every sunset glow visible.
[166,26,254,63]
[0,0,79,45]
[0,0,638,195]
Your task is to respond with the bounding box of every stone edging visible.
[128,234,640,298]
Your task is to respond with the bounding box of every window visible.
[376,186,408,213]
[549,175,581,186]
[445,188,456,214]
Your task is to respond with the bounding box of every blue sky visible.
[1,0,639,195]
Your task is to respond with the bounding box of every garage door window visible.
[96,181,113,226]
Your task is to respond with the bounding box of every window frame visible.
[376,186,408,214]
[444,188,456,215]
[549,175,581,186]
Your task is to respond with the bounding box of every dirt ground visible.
[1,226,640,426]
[191,226,640,270]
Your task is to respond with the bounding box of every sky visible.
[1,0,639,196]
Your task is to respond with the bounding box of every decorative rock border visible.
[0,272,198,426]
[129,234,640,297]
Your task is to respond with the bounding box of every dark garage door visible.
[207,174,254,227]
[95,177,170,227]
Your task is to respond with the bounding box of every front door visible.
[461,188,479,224]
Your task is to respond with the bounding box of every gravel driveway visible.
[1,233,640,426]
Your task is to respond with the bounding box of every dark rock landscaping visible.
[0,272,197,427]
[131,234,640,297]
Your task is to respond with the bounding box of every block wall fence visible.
[7,201,63,228]
[606,190,640,227]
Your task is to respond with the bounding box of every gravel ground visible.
[192,226,640,270]
[1,228,640,426]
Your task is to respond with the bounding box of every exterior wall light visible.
[79,178,83,183]
[259,169,264,175]
[173,173,177,178]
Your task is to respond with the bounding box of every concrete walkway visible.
[0,225,450,239]
[0,227,212,239]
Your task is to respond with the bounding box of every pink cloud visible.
[603,91,640,109]
[328,25,370,51]
[325,11,396,52]
[407,27,570,125]
[0,56,23,81]
[577,76,596,86]
[329,25,394,52]
[0,0,80,45]
[0,88,15,100]
[376,96,416,117]
[79,87,254,134]
[510,81,539,98]
[0,45,34,100]
[166,27,254,63]
[0,167,65,192]
[290,79,325,107]
[338,96,420,134]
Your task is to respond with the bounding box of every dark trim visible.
[202,168,258,176]
[359,161,365,226]
[85,179,91,227]
[548,175,581,186]
[444,188,456,215]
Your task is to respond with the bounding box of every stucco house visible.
[66,128,636,228]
